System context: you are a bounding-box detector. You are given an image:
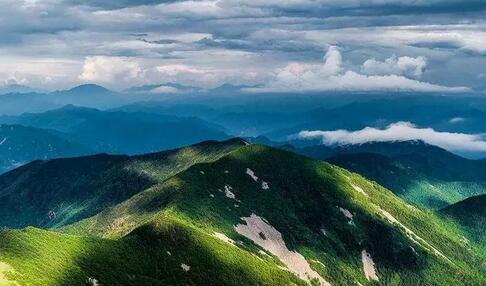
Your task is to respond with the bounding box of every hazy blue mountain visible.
[124,83,204,94]
[0,84,124,116]
[0,84,45,95]
[4,89,486,140]
[0,124,92,173]
[114,94,486,142]
[265,95,486,140]
[0,105,229,155]
[0,92,56,116]
[114,102,218,121]
[48,84,130,110]
[114,101,307,137]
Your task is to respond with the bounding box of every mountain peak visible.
[65,84,111,94]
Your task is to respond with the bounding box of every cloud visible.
[295,122,486,152]
[66,0,175,10]
[75,49,268,90]
[149,85,180,94]
[449,117,465,123]
[0,0,484,90]
[0,57,81,90]
[247,46,469,93]
[361,55,427,78]
[79,56,142,87]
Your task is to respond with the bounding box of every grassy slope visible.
[318,141,486,210]
[0,216,303,286]
[1,144,485,285]
[0,138,245,229]
[66,145,485,285]
[327,153,486,209]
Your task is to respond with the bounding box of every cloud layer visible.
[247,47,468,93]
[0,0,484,91]
[296,122,486,152]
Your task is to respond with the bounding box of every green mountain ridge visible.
[441,194,486,245]
[292,141,486,209]
[0,140,485,285]
[0,138,245,229]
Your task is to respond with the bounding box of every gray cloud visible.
[0,0,484,91]
[65,0,180,10]
[247,46,468,93]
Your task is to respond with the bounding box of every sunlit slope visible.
[0,217,304,286]
[300,141,486,209]
[0,138,246,229]
[62,145,486,286]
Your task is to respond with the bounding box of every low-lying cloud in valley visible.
[296,122,486,153]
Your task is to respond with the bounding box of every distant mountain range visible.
[0,124,91,173]
[3,86,486,145]
[0,84,45,95]
[0,105,229,155]
[1,139,485,285]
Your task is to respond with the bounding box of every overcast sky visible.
[1,0,485,92]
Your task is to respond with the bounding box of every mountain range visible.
[0,124,91,173]
[1,85,486,285]
[0,139,485,285]
[0,105,229,155]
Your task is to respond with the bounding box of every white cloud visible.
[75,50,268,90]
[156,64,206,76]
[247,46,469,93]
[295,122,486,152]
[149,85,180,94]
[0,57,81,90]
[449,117,465,123]
[361,55,427,78]
[79,56,142,87]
